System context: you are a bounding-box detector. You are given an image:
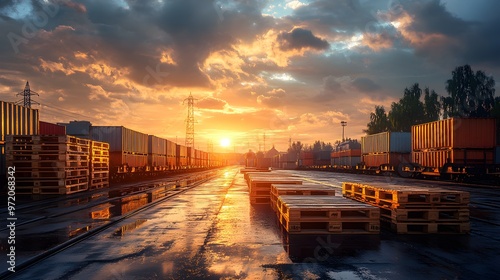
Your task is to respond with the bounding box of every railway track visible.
[0,168,229,279]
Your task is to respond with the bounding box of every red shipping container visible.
[362,153,410,167]
[412,118,496,151]
[39,121,66,135]
[412,149,494,169]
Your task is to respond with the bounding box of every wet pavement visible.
[3,167,500,279]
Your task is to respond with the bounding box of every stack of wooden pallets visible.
[275,195,380,234]
[247,175,302,204]
[6,135,90,194]
[270,184,336,212]
[89,140,110,190]
[342,182,470,234]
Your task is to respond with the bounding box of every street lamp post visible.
[341,121,347,141]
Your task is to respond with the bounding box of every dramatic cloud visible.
[352,77,381,93]
[277,27,329,51]
[0,0,499,152]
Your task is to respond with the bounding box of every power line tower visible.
[183,93,196,148]
[16,81,39,108]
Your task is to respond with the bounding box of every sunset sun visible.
[220,138,231,147]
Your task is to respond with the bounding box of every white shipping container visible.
[91,126,148,154]
[362,132,411,154]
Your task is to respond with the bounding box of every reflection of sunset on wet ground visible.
[10,167,500,279]
[1,1,499,152]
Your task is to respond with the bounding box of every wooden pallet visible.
[91,162,109,169]
[278,211,380,234]
[91,156,109,163]
[92,150,110,157]
[270,184,336,211]
[277,196,380,222]
[91,170,109,179]
[6,143,89,154]
[15,176,88,188]
[342,182,470,208]
[7,159,89,169]
[380,208,469,222]
[91,141,110,150]
[6,153,89,162]
[14,168,89,179]
[6,135,90,145]
[248,177,302,204]
[25,181,89,195]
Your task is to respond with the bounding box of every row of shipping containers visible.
[331,140,361,167]
[60,121,225,170]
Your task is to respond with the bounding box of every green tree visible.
[312,141,334,152]
[287,141,303,155]
[423,87,442,122]
[364,106,390,135]
[389,83,426,132]
[443,64,496,118]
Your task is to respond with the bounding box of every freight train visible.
[56,121,229,182]
[293,118,500,181]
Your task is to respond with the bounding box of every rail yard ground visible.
[1,167,499,279]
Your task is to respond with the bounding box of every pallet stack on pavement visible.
[342,182,470,234]
[275,195,380,234]
[270,184,336,212]
[247,174,302,204]
[6,135,90,194]
[89,140,110,190]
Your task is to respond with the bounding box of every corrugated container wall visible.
[412,149,494,168]
[59,120,91,137]
[90,126,148,154]
[363,153,411,167]
[361,132,411,154]
[39,121,66,135]
[1,101,39,143]
[148,135,167,155]
[412,118,496,151]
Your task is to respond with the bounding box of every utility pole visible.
[16,81,39,108]
[183,93,197,148]
[341,121,347,142]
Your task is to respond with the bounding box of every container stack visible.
[331,141,362,167]
[148,135,167,171]
[6,135,90,194]
[361,132,411,169]
[411,118,496,171]
[91,126,148,171]
[342,182,470,234]
[89,140,110,190]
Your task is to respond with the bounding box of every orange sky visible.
[1,0,499,153]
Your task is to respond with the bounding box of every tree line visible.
[365,64,500,134]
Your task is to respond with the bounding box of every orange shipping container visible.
[412,118,496,151]
[412,149,494,169]
[362,153,410,167]
[331,149,361,158]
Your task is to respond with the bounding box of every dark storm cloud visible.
[289,0,388,34]
[352,77,381,92]
[397,0,500,68]
[403,0,468,36]
[277,28,329,51]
